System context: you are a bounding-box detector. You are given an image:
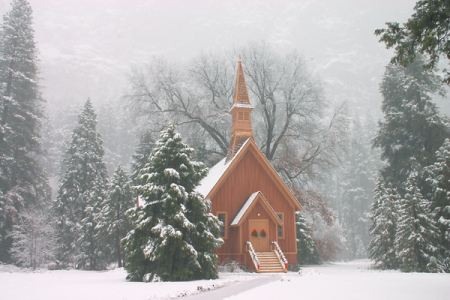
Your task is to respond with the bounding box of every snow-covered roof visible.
[195,157,229,198]
[231,192,259,226]
[231,191,282,226]
[195,138,250,198]
[229,103,253,112]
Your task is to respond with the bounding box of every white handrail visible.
[271,241,288,271]
[246,241,260,271]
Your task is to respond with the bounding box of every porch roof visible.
[230,191,283,227]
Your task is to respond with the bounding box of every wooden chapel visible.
[196,57,302,273]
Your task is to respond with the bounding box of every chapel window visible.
[277,213,284,238]
[218,213,226,238]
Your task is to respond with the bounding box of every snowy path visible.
[184,274,280,300]
[0,260,449,300]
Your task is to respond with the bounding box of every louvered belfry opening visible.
[226,57,254,163]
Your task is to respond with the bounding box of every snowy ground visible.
[0,260,448,300]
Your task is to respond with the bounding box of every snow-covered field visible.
[0,260,448,300]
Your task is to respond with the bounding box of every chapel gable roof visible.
[196,138,302,211]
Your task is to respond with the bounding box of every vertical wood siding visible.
[212,150,298,266]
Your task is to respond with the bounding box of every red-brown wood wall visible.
[210,149,298,269]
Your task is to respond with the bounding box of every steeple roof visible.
[231,56,253,109]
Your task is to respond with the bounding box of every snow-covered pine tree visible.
[97,165,133,268]
[9,208,55,269]
[130,130,154,185]
[0,0,51,263]
[122,124,222,282]
[368,176,398,269]
[296,212,320,264]
[395,175,440,272]
[425,139,450,272]
[337,114,380,260]
[53,99,108,268]
[373,57,449,192]
[77,183,107,270]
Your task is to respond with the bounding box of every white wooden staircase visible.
[256,252,285,273]
[246,241,288,273]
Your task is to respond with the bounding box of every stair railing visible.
[246,241,260,271]
[270,241,288,271]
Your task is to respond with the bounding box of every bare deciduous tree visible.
[125,42,349,186]
[9,208,55,269]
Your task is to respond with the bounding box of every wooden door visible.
[248,219,269,252]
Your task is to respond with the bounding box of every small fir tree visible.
[97,165,134,268]
[296,212,320,264]
[424,139,450,272]
[53,99,108,268]
[369,176,398,269]
[122,124,222,282]
[395,175,440,272]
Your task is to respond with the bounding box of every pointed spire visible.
[226,57,254,162]
[232,57,252,108]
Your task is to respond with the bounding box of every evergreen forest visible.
[0,0,448,280]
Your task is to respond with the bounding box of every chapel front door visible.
[248,219,269,252]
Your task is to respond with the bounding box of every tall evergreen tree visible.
[53,99,108,268]
[370,56,449,272]
[369,177,398,269]
[425,139,450,271]
[395,175,440,272]
[373,57,449,191]
[130,130,154,185]
[122,124,222,282]
[336,114,380,260]
[0,0,50,262]
[97,165,133,268]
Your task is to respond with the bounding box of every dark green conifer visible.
[296,212,320,265]
[53,100,108,268]
[395,175,440,272]
[373,57,449,191]
[97,165,134,268]
[122,124,222,281]
[424,139,450,271]
[369,177,398,269]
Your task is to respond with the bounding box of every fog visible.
[3,0,447,115]
[1,0,449,272]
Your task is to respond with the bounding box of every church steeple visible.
[226,57,254,162]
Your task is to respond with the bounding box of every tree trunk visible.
[117,228,122,268]
[1,63,14,145]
